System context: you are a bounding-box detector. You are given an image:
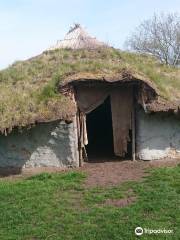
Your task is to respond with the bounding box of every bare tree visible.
[125,13,180,66]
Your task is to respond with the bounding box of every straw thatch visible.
[48,24,107,50]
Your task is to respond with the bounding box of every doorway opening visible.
[86,96,114,160]
[85,96,133,161]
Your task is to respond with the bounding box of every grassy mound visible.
[0,48,179,133]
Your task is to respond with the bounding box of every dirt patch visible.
[105,196,137,208]
[0,167,67,180]
[0,158,179,186]
[80,158,180,187]
[80,160,146,187]
[147,157,180,168]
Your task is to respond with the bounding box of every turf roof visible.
[0,47,179,133]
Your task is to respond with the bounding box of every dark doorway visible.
[86,97,114,159]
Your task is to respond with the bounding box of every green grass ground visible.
[0,165,179,240]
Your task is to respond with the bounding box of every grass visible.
[0,165,179,240]
[0,48,179,133]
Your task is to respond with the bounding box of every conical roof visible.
[48,24,108,50]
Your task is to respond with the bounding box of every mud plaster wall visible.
[136,108,180,160]
[0,118,79,168]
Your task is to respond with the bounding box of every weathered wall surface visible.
[0,119,79,168]
[136,109,180,160]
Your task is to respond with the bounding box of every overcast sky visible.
[0,0,180,69]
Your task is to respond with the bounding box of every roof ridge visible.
[67,23,82,34]
[48,24,108,50]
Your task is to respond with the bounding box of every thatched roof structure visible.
[0,27,179,134]
[48,24,107,50]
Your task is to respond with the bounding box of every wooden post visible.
[79,148,83,167]
[76,110,83,167]
[132,91,136,161]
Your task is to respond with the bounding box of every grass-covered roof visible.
[0,47,179,133]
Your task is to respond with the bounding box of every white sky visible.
[0,0,180,69]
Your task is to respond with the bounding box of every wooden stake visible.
[132,93,136,161]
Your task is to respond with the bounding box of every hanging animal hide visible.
[75,85,109,113]
[110,86,133,157]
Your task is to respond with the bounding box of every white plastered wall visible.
[136,108,180,160]
[0,118,79,168]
